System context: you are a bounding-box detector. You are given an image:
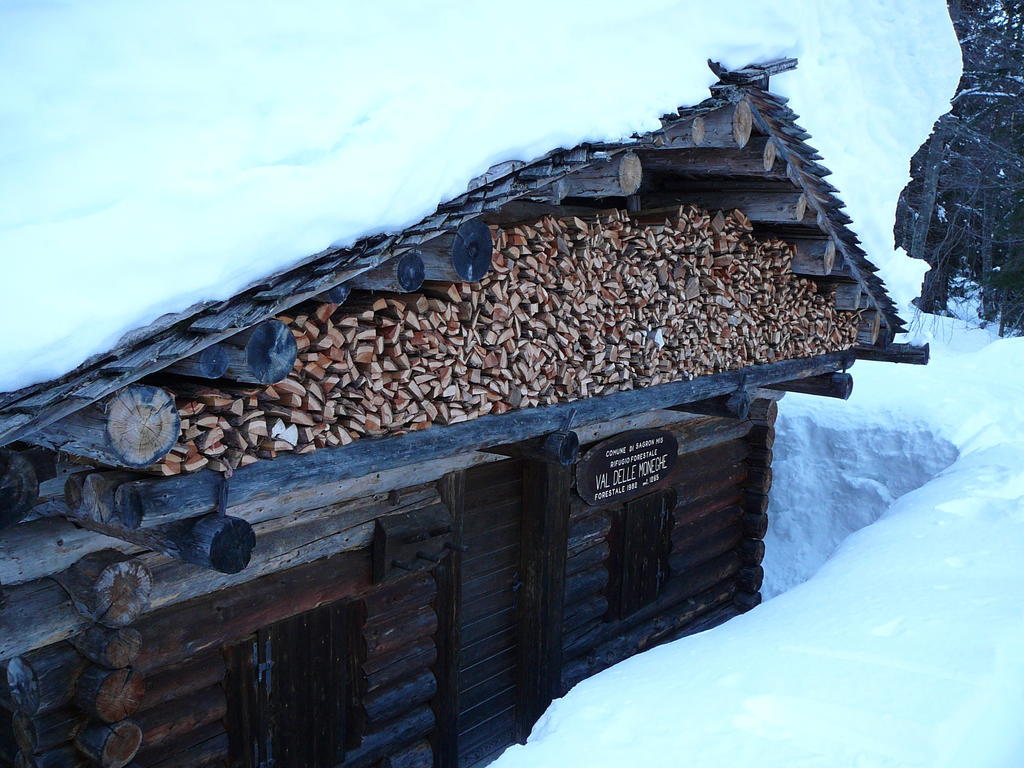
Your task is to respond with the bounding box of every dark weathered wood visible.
[669,524,742,575]
[349,252,425,293]
[360,572,437,625]
[671,504,742,548]
[565,540,608,577]
[739,538,766,566]
[26,386,179,470]
[135,549,371,673]
[132,722,227,768]
[486,430,579,466]
[137,651,223,712]
[747,424,775,450]
[53,550,152,630]
[319,283,351,305]
[55,509,255,575]
[735,591,762,611]
[381,739,433,768]
[694,101,753,149]
[742,511,769,539]
[516,459,570,740]
[674,390,751,420]
[855,342,929,365]
[162,345,229,380]
[134,685,225,751]
[738,565,764,592]
[364,669,436,726]
[14,744,87,768]
[833,281,862,310]
[102,352,854,525]
[610,492,673,620]
[68,628,141,671]
[418,219,494,283]
[0,449,38,530]
[789,238,837,276]
[562,579,737,690]
[12,707,84,754]
[6,644,87,716]
[858,310,881,345]
[371,503,452,583]
[74,719,142,768]
[342,705,434,768]
[218,320,297,385]
[74,666,145,723]
[363,606,437,660]
[559,152,642,199]
[431,470,463,768]
[746,466,772,494]
[768,372,853,400]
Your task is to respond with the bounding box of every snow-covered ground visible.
[0,0,958,392]
[492,317,1024,768]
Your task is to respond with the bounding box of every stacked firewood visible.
[157,205,858,475]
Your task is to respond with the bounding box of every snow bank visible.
[0,0,959,392]
[492,319,1024,768]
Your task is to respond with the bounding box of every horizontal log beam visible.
[640,136,778,176]
[670,390,751,420]
[162,345,229,380]
[832,281,863,310]
[642,190,806,224]
[25,386,180,470]
[660,102,753,149]
[417,219,493,282]
[348,252,425,293]
[558,151,642,199]
[767,372,853,400]
[104,353,852,525]
[484,430,580,465]
[54,506,256,575]
[1,449,38,530]
[318,283,351,305]
[855,342,929,365]
[857,310,882,345]
[6,643,87,716]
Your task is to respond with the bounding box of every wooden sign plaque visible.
[575,429,678,506]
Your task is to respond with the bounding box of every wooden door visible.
[456,459,524,767]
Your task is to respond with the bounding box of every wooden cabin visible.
[0,60,927,768]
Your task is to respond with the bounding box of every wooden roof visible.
[0,59,903,450]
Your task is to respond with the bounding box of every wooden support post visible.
[431,470,464,768]
[855,342,929,365]
[559,152,642,199]
[5,644,87,716]
[55,506,256,575]
[418,219,494,282]
[219,319,297,385]
[1,449,38,530]
[788,238,836,276]
[53,550,153,628]
[349,252,425,293]
[672,390,751,420]
[162,345,229,380]
[26,386,179,470]
[484,430,580,466]
[768,372,853,400]
[68,627,141,670]
[516,459,571,741]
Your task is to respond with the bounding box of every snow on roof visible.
[0,1,959,397]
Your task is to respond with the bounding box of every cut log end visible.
[190,514,257,574]
[245,320,298,384]
[452,219,494,282]
[164,344,229,380]
[618,152,643,196]
[75,719,142,768]
[106,386,181,469]
[76,666,145,722]
[0,448,38,529]
[543,430,580,466]
[762,139,778,171]
[733,100,753,148]
[691,116,706,146]
[55,550,154,628]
